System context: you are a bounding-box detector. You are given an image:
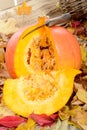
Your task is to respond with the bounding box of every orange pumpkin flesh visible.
[5,18,81,78]
[3,69,80,117]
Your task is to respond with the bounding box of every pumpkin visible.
[3,69,80,117]
[5,18,81,78]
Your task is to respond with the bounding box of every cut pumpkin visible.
[5,17,81,78]
[3,69,80,117]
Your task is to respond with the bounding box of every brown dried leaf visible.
[0,42,7,48]
[73,26,85,35]
[76,88,87,104]
[69,106,81,117]
[71,110,87,125]
[59,106,70,120]
[71,95,84,106]
[0,64,11,86]
[80,45,87,63]
[0,48,5,63]
[0,33,8,42]
[79,124,87,130]
[74,82,83,91]
[83,20,87,28]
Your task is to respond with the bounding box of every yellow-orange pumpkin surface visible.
[3,69,80,117]
[5,18,81,78]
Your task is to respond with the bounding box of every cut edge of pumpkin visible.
[3,69,81,117]
[14,21,59,77]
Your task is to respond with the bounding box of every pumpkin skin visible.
[5,19,81,78]
[3,69,80,117]
[5,27,28,78]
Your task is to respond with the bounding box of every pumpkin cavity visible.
[22,72,58,101]
[26,33,56,72]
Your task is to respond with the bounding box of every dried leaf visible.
[0,127,7,130]
[59,106,70,120]
[0,33,8,42]
[56,2,60,8]
[80,46,87,62]
[16,118,36,130]
[0,42,7,48]
[58,120,69,130]
[79,124,87,130]
[27,118,36,128]
[0,48,5,63]
[29,113,58,126]
[0,100,15,118]
[0,18,18,35]
[17,2,32,15]
[83,20,87,28]
[51,118,61,130]
[0,116,27,128]
[15,123,27,130]
[69,106,81,117]
[58,119,80,130]
[68,121,82,130]
[73,26,85,35]
[71,98,84,106]
[0,68,11,86]
[71,21,81,28]
[76,88,87,104]
[69,105,87,127]
[67,27,74,33]
[82,104,87,111]
[71,111,87,125]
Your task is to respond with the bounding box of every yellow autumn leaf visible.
[16,118,36,130]
[80,45,87,62]
[67,27,74,33]
[15,122,27,130]
[17,2,32,15]
[27,118,36,128]
[59,106,70,120]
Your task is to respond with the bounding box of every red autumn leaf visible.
[50,113,58,121]
[71,21,85,35]
[0,116,27,128]
[71,21,81,28]
[0,127,7,130]
[29,113,58,126]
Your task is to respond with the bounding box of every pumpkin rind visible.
[49,26,82,69]
[5,27,28,78]
[3,69,80,117]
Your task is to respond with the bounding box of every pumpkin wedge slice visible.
[3,69,80,117]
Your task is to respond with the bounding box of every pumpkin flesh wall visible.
[3,69,80,117]
[14,27,58,77]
